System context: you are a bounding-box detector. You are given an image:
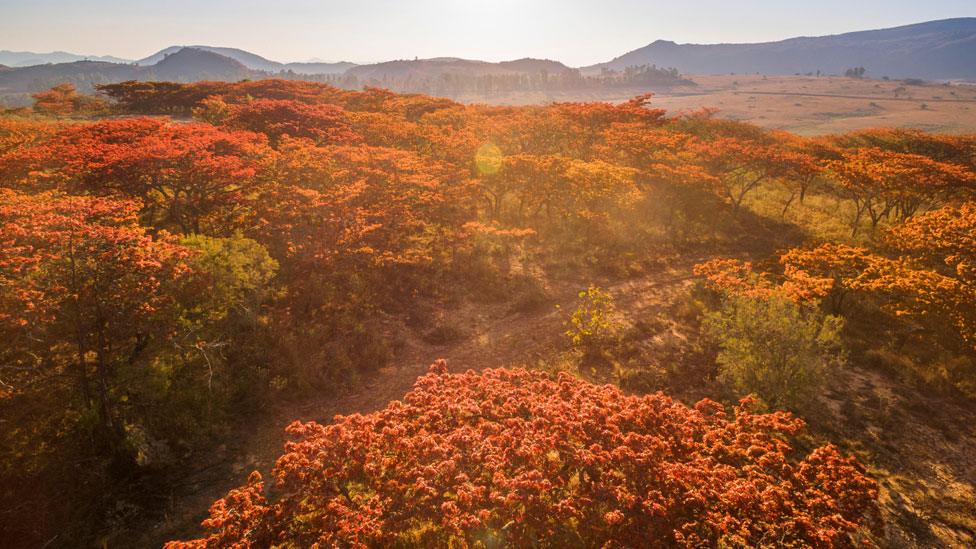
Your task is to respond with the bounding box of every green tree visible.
[180,233,279,322]
[563,286,622,361]
[703,292,845,410]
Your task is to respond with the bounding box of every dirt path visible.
[141,260,703,546]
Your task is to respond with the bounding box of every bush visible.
[422,323,466,346]
[167,362,877,548]
[703,292,845,410]
[562,286,622,360]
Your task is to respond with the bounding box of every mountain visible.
[138,45,355,75]
[0,61,141,96]
[0,48,267,105]
[137,45,282,72]
[588,18,976,80]
[144,47,254,81]
[346,57,574,81]
[0,50,131,67]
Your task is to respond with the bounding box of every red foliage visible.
[0,189,193,433]
[168,363,877,548]
[221,99,361,146]
[0,117,271,233]
[0,189,192,332]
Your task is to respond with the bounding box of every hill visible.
[589,18,976,80]
[0,48,268,104]
[138,45,355,75]
[0,47,361,106]
[138,45,280,72]
[0,50,131,67]
[144,47,255,82]
[0,60,142,97]
[344,57,575,81]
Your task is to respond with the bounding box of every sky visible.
[1,0,973,66]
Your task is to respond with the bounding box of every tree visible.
[781,244,976,358]
[168,363,877,548]
[0,117,56,155]
[32,83,107,117]
[0,189,194,455]
[886,202,976,284]
[692,136,815,215]
[826,148,975,235]
[694,258,781,300]
[0,190,197,543]
[0,118,273,233]
[219,98,361,146]
[703,292,846,410]
[563,286,621,360]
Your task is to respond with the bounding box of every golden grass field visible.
[462,75,976,135]
[657,75,976,135]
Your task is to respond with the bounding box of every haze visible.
[1,0,973,66]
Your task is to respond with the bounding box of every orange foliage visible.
[827,147,975,232]
[0,117,272,233]
[220,98,361,146]
[887,201,976,283]
[168,363,877,548]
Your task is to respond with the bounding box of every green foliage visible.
[703,292,846,410]
[180,233,279,321]
[563,286,622,358]
[168,233,279,412]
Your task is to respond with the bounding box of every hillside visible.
[144,47,255,82]
[344,56,575,80]
[0,49,130,67]
[589,18,976,80]
[5,79,974,547]
[0,48,266,104]
[0,60,142,96]
[138,45,355,75]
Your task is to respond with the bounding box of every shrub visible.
[703,292,845,410]
[167,362,877,548]
[421,323,466,346]
[563,286,622,359]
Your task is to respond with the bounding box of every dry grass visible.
[653,75,976,135]
[460,75,976,135]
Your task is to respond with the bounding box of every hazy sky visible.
[1,0,973,66]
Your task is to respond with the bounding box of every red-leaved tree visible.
[168,362,878,548]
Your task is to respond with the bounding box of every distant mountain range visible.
[0,50,130,67]
[586,18,976,80]
[136,45,354,75]
[0,48,258,101]
[344,57,573,81]
[1,18,974,106]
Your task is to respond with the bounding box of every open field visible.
[458,75,976,135]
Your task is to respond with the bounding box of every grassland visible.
[461,75,976,135]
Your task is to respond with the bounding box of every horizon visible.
[1,1,974,66]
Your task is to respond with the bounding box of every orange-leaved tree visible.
[0,117,272,233]
[217,98,362,146]
[168,362,877,548]
[0,189,194,460]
